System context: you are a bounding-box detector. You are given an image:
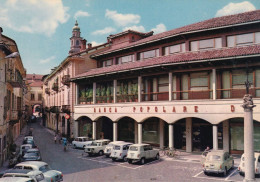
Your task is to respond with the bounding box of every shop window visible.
[190,38,222,51]
[142,118,160,145]
[137,49,159,60]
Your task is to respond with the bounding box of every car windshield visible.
[92,142,101,146]
[24,153,39,157]
[207,154,221,161]
[22,146,30,150]
[114,145,121,150]
[129,146,138,151]
[39,165,51,173]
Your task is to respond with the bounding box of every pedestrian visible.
[71,132,74,143]
[54,135,57,144]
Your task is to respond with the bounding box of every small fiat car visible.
[72,137,93,149]
[202,150,234,176]
[84,139,110,156]
[3,169,46,182]
[110,142,133,162]
[238,152,260,176]
[0,177,36,182]
[104,141,125,157]
[14,161,63,182]
[126,144,159,165]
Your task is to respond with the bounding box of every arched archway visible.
[95,116,113,140]
[77,116,92,137]
[117,117,136,143]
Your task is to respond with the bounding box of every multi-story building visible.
[0,27,27,165]
[42,21,109,137]
[26,74,43,117]
[72,10,260,154]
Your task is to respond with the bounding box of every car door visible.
[143,146,150,159]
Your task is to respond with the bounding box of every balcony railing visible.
[45,88,50,95]
[6,76,23,87]
[216,87,260,99]
[61,75,70,86]
[116,94,138,103]
[52,83,58,92]
[96,95,113,103]
[62,105,70,113]
[172,90,212,100]
[142,92,169,101]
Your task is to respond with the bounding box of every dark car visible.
[21,149,41,162]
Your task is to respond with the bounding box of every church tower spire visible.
[69,20,84,55]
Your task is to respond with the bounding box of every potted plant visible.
[88,88,93,104]
[101,87,106,103]
[96,87,101,103]
[118,85,123,102]
[80,90,86,104]
[123,83,128,102]
[133,83,138,102]
[106,86,111,103]
[85,89,90,104]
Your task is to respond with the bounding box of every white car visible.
[3,169,45,182]
[238,152,260,176]
[84,139,110,156]
[110,142,133,162]
[0,177,36,182]
[14,161,63,182]
[20,144,33,156]
[24,136,34,141]
[126,144,159,164]
[104,141,125,157]
[72,137,93,149]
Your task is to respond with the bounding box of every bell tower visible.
[69,20,83,55]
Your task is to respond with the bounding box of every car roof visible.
[109,141,125,144]
[94,139,110,142]
[76,137,88,139]
[0,177,35,182]
[21,144,32,147]
[208,150,226,155]
[16,161,47,168]
[114,142,133,146]
[26,148,39,152]
[130,143,149,147]
[4,169,42,175]
[241,152,260,157]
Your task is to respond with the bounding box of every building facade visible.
[42,21,109,137]
[0,27,27,165]
[72,10,260,154]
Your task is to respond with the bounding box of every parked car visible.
[104,141,124,157]
[9,148,20,168]
[84,139,110,156]
[23,139,37,148]
[126,144,159,165]
[238,152,260,176]
[3,169,45,182]
[72,137,92,149]
[14,161,63,182]
[0,177,36,182]
[24,136,34,142]
[202,150,234,176]
[20,144,33,157]
[110,142,133,162]
[21,148,42,162]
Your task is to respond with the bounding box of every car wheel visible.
[140,158,145,165]
[73,144,76,149]
[223,167,227,177]
[88,153,92,157]
[204,171,208,176]
[105,154,110,158]
[123,156,127,162]
[98,150,104,156]
[231,160,234,169]
[155,154,159,160]
[128,159,132,164]
[112,158,116,161]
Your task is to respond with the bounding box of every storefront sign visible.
[65,114,70,119]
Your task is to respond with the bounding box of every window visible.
[190,72,209,90]
[137,49,159,60]
[38,94,42,101]
[190,38,222,51]
[227,32,260,47]
[164,43,185,55]
[232,70,253,89]
[102,59,112,67]
[117,54,134,64]
[31,94,35,101]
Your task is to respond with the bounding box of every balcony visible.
[62,105,70,113]
[52,83,58,92]
[61,75,70,86]
[45,88,50,95]
[6,75,23,88]
[50,106,60,113]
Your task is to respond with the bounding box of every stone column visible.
[113,80,117,103]
[75,83,79,105]
[138,123,142,144]
[135,122,138,143]
[169,72,173,101]
[138,76,142,103]
[242,94,256,182]
[92,121,96,140]
[169,124,174,149]
[159,119,164,148]
[186,118,192,152]
[223,120,229,152]
[93,82,96,104]
[213,125,218,150]
[113,122,118,142]
[212,69,217,100]
[74,119,79,137]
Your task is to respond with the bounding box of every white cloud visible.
[39,56,55,64]
[74,10,90,19]
[91,41,103,47]
[105,9,140,27]
[92,27,116,35]
[215,1,256,17]
[151,23,167,34]
[0,0,69,36]
[123,25,145,32]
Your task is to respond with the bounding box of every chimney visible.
[80,39,87,51]
[87,43,92,49]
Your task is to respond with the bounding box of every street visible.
[25,121,255,182]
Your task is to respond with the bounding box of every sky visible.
[0,0,260,75]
